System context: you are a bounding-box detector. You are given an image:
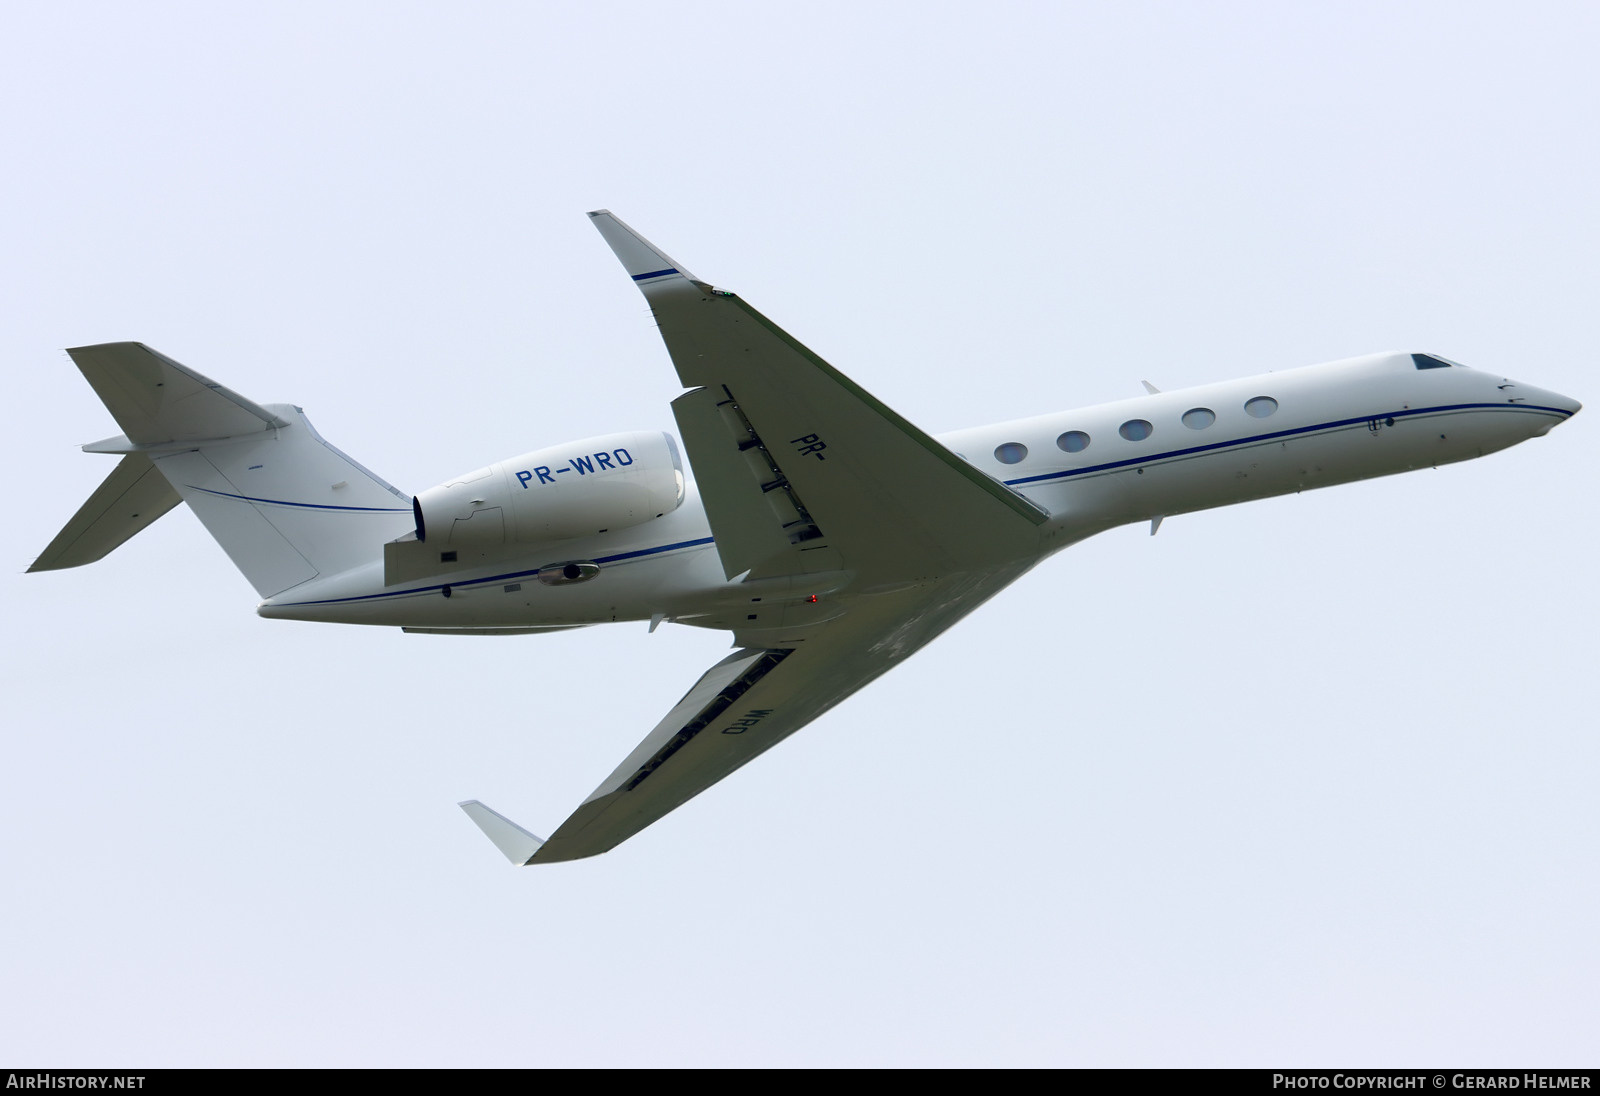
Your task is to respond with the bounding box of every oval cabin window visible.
[1182,407,1215,430]
[1244,396,1279,419]
[994,442,1028,464]
[1057,430,1090,453]
[1119,419,1153,442]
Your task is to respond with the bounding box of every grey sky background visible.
[3,0,1596,1067]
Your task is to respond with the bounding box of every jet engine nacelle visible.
[413,430,684,547]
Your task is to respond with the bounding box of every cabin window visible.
[1244,396,1278,419]
[994,442,1028,464]
[1181,408,1215,430]
[1119,419,1153,442]
[1057,430,1090,453]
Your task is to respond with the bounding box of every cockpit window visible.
[1413,353,1459,370]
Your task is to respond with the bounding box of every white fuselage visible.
[257,351,1578,630]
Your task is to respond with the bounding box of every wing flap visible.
[672,385,809,579]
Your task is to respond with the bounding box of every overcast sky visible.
[4,0,1596,1067]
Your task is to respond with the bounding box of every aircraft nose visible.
[1514,383,1580,435]
[1534,387,1581,419]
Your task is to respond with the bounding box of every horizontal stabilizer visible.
[29,453,181,571]
[459,800,546,865]
[67,343,287,445]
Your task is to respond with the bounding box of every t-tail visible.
[30,343,414,596]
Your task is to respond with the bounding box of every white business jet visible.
[31,211,1581,865]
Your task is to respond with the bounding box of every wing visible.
[463,562,1031,865]
[461,213,1049,865]
[589,210,1048,581]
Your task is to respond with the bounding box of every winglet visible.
[458,800,546,865]
[587,209,701,286]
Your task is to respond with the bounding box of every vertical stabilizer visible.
[37,343,414,597]
[147,404,415,596]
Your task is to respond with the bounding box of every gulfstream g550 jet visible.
[31,211,1581,865]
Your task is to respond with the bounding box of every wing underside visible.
[464,563,1029,864]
